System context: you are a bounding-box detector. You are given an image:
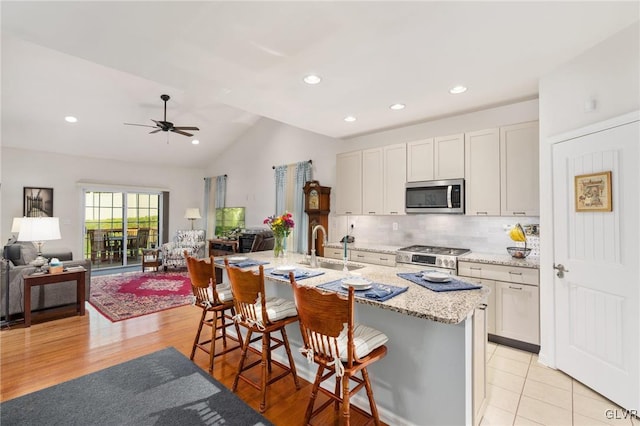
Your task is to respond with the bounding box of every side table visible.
[23,268,86,327]
[142,248,161,272]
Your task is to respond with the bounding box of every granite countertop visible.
[219,250,489,325]
[324,241,403,255]
[459,252,540,269]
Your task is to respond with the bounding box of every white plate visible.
[227,256,248,264]
[341,277,372,291]
[422,271,452,282]
[274,265,297,274]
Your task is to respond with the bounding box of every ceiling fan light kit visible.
[124,94,200,137]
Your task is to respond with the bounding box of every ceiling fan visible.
[124,94,200,137]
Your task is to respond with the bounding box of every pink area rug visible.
[89,271,192,322]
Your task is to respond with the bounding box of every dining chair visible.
[224,258,300,412]
[185,252,242,373]
[289,276,388,426]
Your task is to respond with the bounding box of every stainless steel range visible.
[395,245,471,273]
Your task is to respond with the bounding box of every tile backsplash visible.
[329,214,540,256]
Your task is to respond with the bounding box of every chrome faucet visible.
[309,224,327,268]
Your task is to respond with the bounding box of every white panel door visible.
[383,143,407,215]
[434,133,465,180]
[465,128,501,216]
[336,151,362,215]
[407,138,434,182]
[362,148,383,215]
[552,115,639,410]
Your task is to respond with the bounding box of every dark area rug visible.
[0,347,272,426]
[89,271,193,321]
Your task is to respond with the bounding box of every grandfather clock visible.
[303,180,331,256]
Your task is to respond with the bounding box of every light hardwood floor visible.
[0,304,380,426]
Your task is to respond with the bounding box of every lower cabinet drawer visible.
[350,250,396,267]
[324,248,344,260]
[458,261,539,286]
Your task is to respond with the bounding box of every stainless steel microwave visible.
[405,179,465,214]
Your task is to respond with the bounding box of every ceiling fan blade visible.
[172,126,199,131]
[124,123,157,128]
[171,129,193,137]
[149,129,162,134]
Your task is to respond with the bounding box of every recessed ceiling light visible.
[191,139,200,145]
[303,74,322,85]
[64,116,78,123]
[449,85,467,94]
[344,116,356,122]
[390,103,406,110]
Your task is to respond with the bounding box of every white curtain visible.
[204,175,227,238]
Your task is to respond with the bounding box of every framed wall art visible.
[575,171,612,212]
[23,187,54,217]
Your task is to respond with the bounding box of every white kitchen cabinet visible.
[383,143,407,215]
[434,133,465,180]
[362,148,384,215]
[465,128,501,216]
[500,121,539,216]
[336,150,362,215]
[495,281,539,344]
[407,138,434,182]
[472,305,488,426]
[458,261,539,345]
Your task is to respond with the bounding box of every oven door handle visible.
[447,185,453,208]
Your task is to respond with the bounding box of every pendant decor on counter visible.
[264,212,294,259]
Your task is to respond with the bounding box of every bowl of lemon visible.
[506,223,531,259]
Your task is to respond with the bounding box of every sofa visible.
[161,229,206,270]
[1,241,92,319]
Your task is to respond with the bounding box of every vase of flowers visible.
[264,212,295,258]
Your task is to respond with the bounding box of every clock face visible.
[309,189,319,210]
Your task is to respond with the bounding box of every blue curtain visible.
[215,175,227,208]
[203,177,213,237]
[274,165,287,215]
[294,161,312,253]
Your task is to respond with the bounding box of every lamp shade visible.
[11,217,23,233]
[17,217,61,242]
[184,208,201,219]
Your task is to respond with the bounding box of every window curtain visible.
[204,175,227,238]
[273,161,312,254]
[293,161,312,253]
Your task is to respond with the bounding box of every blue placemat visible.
[397,271,482,292]
[215,258,270,268]
[317,279,408,302]
[265,268,325,281]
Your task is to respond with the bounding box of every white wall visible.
[538,22,640,367]
[205,117,343,228]
[1,148,204,259]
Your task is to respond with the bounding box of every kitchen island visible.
[217,250,490,426]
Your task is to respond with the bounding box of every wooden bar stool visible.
[184,252,242,373]
[224,259,301,412]
[289,276,388,426]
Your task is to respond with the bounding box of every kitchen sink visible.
[298,260,365,271]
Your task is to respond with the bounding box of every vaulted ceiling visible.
[2,1,638,167]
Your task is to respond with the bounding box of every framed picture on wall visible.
[575,171,612,212]
[23,187,54,217]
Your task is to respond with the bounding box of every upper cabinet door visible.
[336,150,362,215]
[407,138,434,182]
[362,147,384,215]
[500,122,539,216]
[434,133,465,180]
[465,128,501,216]
[383,143,407,215]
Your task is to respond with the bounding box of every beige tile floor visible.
[481,342,638,426]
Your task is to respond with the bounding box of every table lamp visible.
[17,217,61,268]
[184,208,201,230]
[9,217,23,243]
